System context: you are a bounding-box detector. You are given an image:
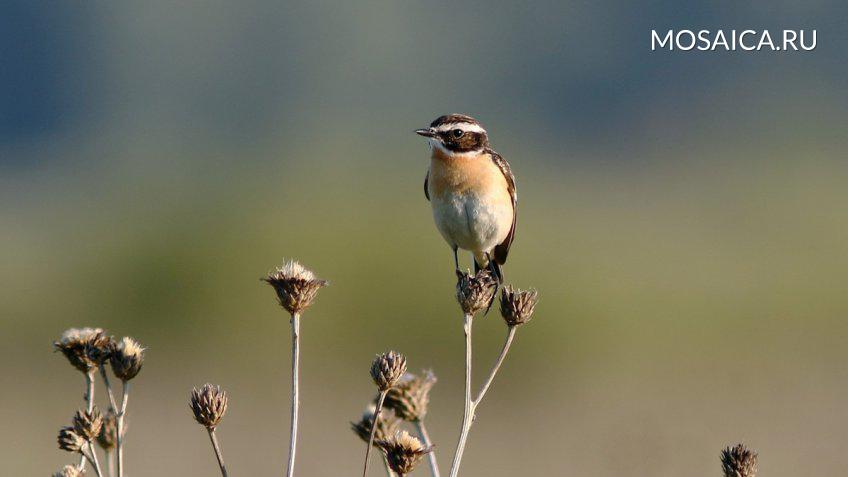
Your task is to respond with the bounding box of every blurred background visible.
[2,1,848,475]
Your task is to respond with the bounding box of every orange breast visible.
[428,148,510,201]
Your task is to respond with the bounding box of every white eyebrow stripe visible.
[434,122,486,134]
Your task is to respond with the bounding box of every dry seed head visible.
[350,404,401,445]
[370,351,408,391]
[455,269,498,316]
[72,407,103,441]
[57,426,85,453]
[499,286,539,326]
[721,443,758,477]
[53,465,84,477]
[190,384,229,429]
[376,430,434,476]
[109,336,145,381]
[384,370,437,421]
[54,327,111,373]
[263,260,327,314]
[96,409,122,450]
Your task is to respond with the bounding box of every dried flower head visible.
[376,430,434,476]
[96,409,121,450]
[370,351,408,392]
[53,465,84,477]
[455,269,498,316]
[57,426,85,453]
[109,336,145,381]
[263,260,327,314]
[350,404,401,444]
[190,384,229,429]
[54,328,111,373]
[384,370,437,421]
[73,407,103,441]
[499,286,539,326]
[721,443,758,477]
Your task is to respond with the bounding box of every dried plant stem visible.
[473,326,516,405]
[78,371,96,470]
[100,366,119,412]
[84,442,105,477]
[100,367,119,477]
[116,381,130,477]
[106,450,115,477]
[207,428,229,477]
[448,314,474,477]
[363,390,389,477]
[287,312,301,477]
[414,420,440,477]
[448,320,517,477]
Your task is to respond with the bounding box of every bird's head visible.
[415,114,489,155]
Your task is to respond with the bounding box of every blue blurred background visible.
[2,1,847,475]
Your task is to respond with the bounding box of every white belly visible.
[431,191,512,254]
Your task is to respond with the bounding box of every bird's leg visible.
[453,246,460,273]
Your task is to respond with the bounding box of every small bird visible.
[416,114,516,282]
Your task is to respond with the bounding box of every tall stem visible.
[79,371,95,470]
[106,450,115,477]
[116,381,130,477]
[415,420,440,477]
[473,326,516,406]
[286,312,301,477]
[100,366,119,412]
[207,428,229,477]
[449,321,518,477]
[85,442,105,477]
[448,314,474,477]
[363,390,388,477]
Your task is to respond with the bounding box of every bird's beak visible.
[415,128,436,138]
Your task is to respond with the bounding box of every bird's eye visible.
[452,129,464,138]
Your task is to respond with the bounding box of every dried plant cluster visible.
[48,258,757,477]
[721,443,759,477]
[52,328,144,477]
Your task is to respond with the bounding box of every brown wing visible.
[424,170,430,201]
[489,149,516,265]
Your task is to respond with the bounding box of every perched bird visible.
[417,114,516,282]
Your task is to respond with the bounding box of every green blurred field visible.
[3,140,848,475]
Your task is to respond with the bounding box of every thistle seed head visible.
[96,409,121,450]
[499,286,539,326]
[53,465,84,477]
[384,370,437,422]
[455,269,498,316]
[190,384,229,429]
[721,443,758,477]
[350,404,401,444]
[72,407,103,441]
[376,430,434,476]
[370,351,408,391]
[109,336,145,381]
[263,260,327,314]
[54,328,111,373]
[57,426,85,453]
